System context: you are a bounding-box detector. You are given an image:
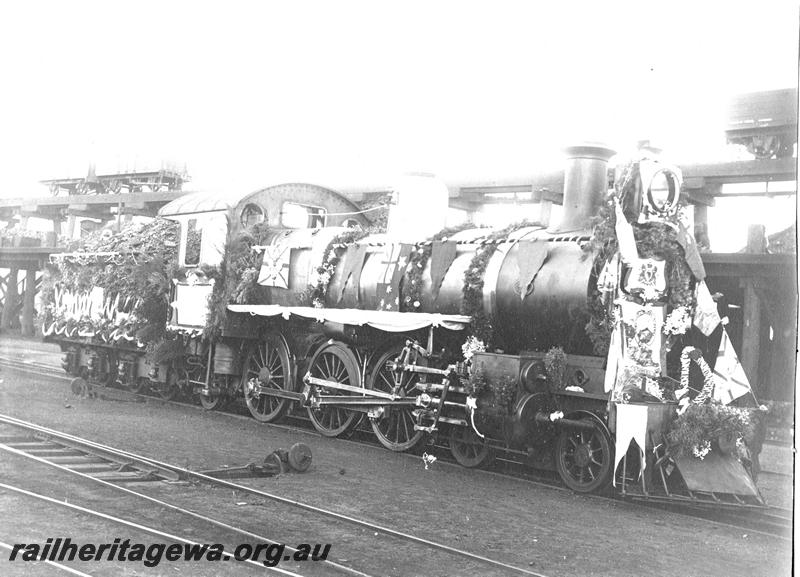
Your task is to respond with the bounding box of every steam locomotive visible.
[44,145,765,505]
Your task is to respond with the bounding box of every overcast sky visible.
[0,1,797,199]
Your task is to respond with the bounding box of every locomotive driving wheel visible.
[450,425,492,468]
[199,375,229,411]
[554,417,613,493]
[367,345,424,452]
[306,341,362,437]
[241,334,293,422]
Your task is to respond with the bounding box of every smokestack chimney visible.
[548,143,616,234]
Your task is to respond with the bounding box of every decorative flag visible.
[337,244,367,303]
[676,221,706,280]
[517,240,548,300]
[614,199,639,264]
[377,243,413,310]
[613,403,648,485]
[712,327,754,404]
[597,253,620,304]
[430,241,458,300]
[258,244,291,288]
[693,280,721,336]
[625,258,666,300]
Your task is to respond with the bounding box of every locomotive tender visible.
[44,144,765,504]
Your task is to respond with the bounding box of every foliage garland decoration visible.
[544,346,567,391]
[401,222,479,312]
[460,220,535,347]
[583,161,695,356]
[465,368,517,416]
[308,228,371,308]
[667,400,753,459]
[42,218,180,346]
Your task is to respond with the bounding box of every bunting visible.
[429,240,458,300]
[337,244,367,303]
[517,240,548,300]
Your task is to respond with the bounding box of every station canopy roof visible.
[227,304,471,332]
[158,191,239,217]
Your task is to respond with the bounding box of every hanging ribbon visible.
[429,240,457,300]
[613,403,648,485]
[614,199,638,264]
[517,240,548,300]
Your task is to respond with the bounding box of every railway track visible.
[0,413,550,577]
[0,356,793,543]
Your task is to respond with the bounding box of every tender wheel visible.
[288,443,313,472]
[242,335,293,422]
[126,376,149,395]
[367,346,424,452]
[69,377,89,397]
[306,341,362,437]
[555,418,613,493]
[450,425,492,468]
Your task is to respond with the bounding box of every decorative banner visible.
[377,243,413,311]
[614,199,639,264]
[89,286,105,320]
[713,328,754,404]
[625,258,666,300]
[337,244,367,303]
[613,402,648,485]
[693,280,721,336]
[604,323,622,393]
[597,253,620,304]
[429,240,457,300]
[676,221,706,280]
[517,240,548,300]
[257,244,291,288]
[618,300,664,371]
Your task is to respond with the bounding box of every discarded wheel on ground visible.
[366,345,424,452]
[288,442,313,472]
[263,452,287,474]
[69,377,89,397]
[306,341,362,437]
[241,334,293,422]
[554,417,613,493]
[450,425,492,468]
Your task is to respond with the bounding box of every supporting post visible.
[21,268,36,336]
[1,267,19,330]
[739,279,762,393]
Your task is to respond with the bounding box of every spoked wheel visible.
[199,375,228,411]
[242,334,293,422]
[554,417,613,493]
[306,341,362,437]
[367,346,424,452]
[450,425,492,468]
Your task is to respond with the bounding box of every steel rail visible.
[0,540,93,576]
[0,439,373,577]
[0,413,550,577]
[0,482,302,576]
